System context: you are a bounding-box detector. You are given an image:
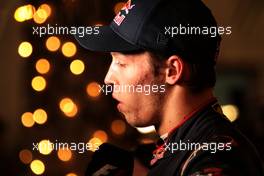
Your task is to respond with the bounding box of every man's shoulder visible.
[179,113,264,176]
[180,137,264,176]
[172,106,264,176]
[149,103,264,176]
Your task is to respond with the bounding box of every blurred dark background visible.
[0,0,263,175]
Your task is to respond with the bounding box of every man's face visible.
[104,51,165,127]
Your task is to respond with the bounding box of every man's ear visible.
[165,55,184,85]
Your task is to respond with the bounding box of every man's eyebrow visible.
[111,52,128,60]
[110,52,117,56]
[110,52,120,60]
[110,52,124,60]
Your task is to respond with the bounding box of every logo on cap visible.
[113,0,135,26]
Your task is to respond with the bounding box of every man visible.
[75,0,264,175]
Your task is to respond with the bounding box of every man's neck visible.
[156,87,215,136]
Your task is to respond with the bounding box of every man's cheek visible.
[123,69,140,83]
[125,94,141,111]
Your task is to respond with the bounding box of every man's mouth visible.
[112,94,122,110]
[117,102,122,111]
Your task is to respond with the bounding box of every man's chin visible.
[122,115,139,127]
[124,116,151,128]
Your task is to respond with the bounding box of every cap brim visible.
[74,26,141,52]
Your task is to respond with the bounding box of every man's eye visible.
[114,61,126,67]
[118,63,126,67]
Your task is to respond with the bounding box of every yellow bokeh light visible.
[18,41,33,58]
[114,2,126,14]
[38,139,53,155]
[33,108,48,124]
[70,60,85,75]
[60,98,74,113]
[19,149,33,164]
[33,8,48,24]
[36,58,50,74]
[62,42,77,57]
[65,105,78,117]
[66,173,78,176]
[111,120,126,135]
[86,82,100,98]
[93,130,108,143]
[57,148,72,162]
[14,4,35,22]
[39,4,52,17]
[21,112,35,128]
[46,36,61,52]
[30,159,45,175]
[88,137,103,152]
[31,76,46,91]
[59,98,78,118]
[222,104,239,122]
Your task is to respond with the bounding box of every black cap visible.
[75,0,221,63]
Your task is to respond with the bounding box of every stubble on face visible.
[112,52,166,127]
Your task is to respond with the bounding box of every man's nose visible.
[104,68,116,85]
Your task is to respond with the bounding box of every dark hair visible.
[149,51,216,93]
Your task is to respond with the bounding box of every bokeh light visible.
[18,41,33,58]
[57,148,72,162]
[19,149,33,164]
[30,159,45,175]
[21,112,35,127]
[86,82,101,98]
[65,105,78,117]
[222,104,239,122]
[39,4,52,17]
[38,139,53,155]
[31,76,46,91]
[93,130,108,143]
[88,137,103,152]
[60,98,74,113]
[62,42,77,57]
[36,58,50,74]
[66,173,78,176]
[33,8,48,24]
[111,120,126,135]
[14,4,35,22]
[33,108,48,124]
[46,36,61,52]
[114,2,126,14]
[70,60,85,75]
[59,98,78,118]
